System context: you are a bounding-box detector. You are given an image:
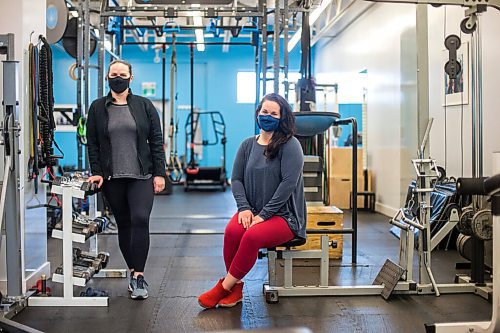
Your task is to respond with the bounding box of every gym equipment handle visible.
[457,174,500,196]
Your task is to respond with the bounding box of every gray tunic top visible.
[231,136,307,238]
[108,103,151,179]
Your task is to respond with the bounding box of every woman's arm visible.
[146,100,167,177]
[86,102,103,176]
[231,140,252,212]
[257,138,303,221]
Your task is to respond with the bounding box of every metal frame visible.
[263,120,481,302]
[0,34,48,331]
[29,185,108,307]
[0,35,29,323]
[425,152,500,333]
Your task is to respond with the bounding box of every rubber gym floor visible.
[14,187,491,333]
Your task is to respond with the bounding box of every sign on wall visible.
[142,82,156,97]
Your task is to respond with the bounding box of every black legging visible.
[103,177,154,272]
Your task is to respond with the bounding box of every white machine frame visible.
[424,152,500,333]
[28,184,108,307]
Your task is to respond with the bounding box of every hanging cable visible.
[38,35,60,168]
[443,7,448,170]
[459,28,465,177]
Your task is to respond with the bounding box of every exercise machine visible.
[425,152,500,332]
[184,44,227,192]
[184,111,227,192]
[0,33,47,332]
[165,33,183,184]
[263,116,482,303]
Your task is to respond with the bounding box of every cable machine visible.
[184,44,227,192]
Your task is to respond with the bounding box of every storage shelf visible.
[51,229,89,244]
[52,273,87,287]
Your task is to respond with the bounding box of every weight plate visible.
[456,233,472,261]
[458,206,474,236]
[472,209,493,241]
[46,0,68,44]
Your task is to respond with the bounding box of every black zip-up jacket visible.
[86,91,166,179]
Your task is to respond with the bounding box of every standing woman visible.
[198,93,306,308]
[87,60,166,300]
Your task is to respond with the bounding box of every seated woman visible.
[198,93,306,308]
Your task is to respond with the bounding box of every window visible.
[237,71,301,104]
[236,72,256,104]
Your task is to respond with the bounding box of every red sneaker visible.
[218,282,244,307]
[198,279,231,309]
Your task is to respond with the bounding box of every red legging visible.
[224,213,294,280]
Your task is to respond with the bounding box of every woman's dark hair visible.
[107,60,133,77]
[255,93,295,159]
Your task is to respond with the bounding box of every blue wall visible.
[337,104,363,147]
[52,39,303,176]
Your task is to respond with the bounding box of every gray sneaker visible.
[128,272,136,293]
[131,275,148,300]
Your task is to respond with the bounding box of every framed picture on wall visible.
[442,42,469,106]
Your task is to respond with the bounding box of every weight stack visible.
[303,155,323,205]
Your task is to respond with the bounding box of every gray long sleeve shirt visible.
[108,103,151,179]
[231,136,307,238]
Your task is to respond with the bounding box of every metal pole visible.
[416,4,430,153]
[261,2,268,96]
[254,32,261,109]
[3,60,23,297]
[283,0,289,100]
[273,0,280,94]
[77,0,83,170]
[471,27,477,177]
[162,45,166,143]
[83,0,90,117]
[189,44,195,167]
[471,19,483,178]
[470,18,485,284]
[97,7,106,99]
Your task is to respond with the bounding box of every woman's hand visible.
[238,210,254,229]
[88,175,104,188]
[249,215,265,228]
[154,176,166,193]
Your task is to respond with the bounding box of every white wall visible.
[428,7,500,178]
[315,4,417,216]
[0,0,49,292]
[315,3,500,215]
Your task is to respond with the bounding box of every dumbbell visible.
[54,218,100,237]
[55,265,94,281]
[72,253,103,272]
[73,248,110,269]
[73,221,100,236]
[80,181,99,195]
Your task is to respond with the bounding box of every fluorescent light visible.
[191,3,201,7]
[288,0,333,52]
[310,0,333,24]
[193,16,205,51]
[195,30,205,51]
[288,28,302,52]
[193,16,203,26]
[188,10,203,17]
[104,40,112,51]
[222,30,231,53]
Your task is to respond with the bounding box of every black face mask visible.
[108,76,130,94]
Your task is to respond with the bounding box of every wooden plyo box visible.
[292,205,344,259]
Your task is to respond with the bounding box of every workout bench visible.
[260,234,336,303]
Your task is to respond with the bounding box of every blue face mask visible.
[257,115,280,132]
